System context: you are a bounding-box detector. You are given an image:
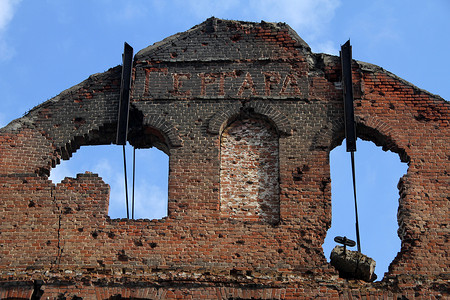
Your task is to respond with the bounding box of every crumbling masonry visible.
[0,18,448,299]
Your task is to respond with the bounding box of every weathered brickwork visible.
[0,18,448,299]
[220,118,280,224]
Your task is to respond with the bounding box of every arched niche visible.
[220,115,280,224]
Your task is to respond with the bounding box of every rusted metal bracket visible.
[334,236,356,255]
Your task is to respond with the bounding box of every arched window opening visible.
[322,139,408,280]
[220,117,280,224]
[49,144,169,220]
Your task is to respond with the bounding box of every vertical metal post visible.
[132,146,136,220]
[341,40,357,152]
[116,42,133,219]
[341,40,361,252]
[351,152,361,252]
[123,145,129,219]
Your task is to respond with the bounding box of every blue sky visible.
[0,0,448,280]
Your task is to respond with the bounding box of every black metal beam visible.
[341,40,362,253]
[340,40,357,152]
[116,42,134,145]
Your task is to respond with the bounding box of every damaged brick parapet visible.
[0,18,448,298]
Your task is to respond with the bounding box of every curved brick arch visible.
[208,102,292,136]
[247,102,293,135]
[143,115,182,147]
[207,103,242,135]
[310,116,345,151]
[356,116,410,163]
[312,115,409,164]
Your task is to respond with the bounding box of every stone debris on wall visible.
[330,246,377,282]
[0,17,448,299]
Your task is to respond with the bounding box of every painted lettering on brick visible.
[237,72,258,97]
[170,73,191,97]
[280,73,301,96]
[137,67,306,99]
[198,71,237,96]
[143,68,168,97]
[263,71,281,96]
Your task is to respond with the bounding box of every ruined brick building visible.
[0,18,448,299]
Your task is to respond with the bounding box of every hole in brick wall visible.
[322,139,407,281]
[49,144,169,220]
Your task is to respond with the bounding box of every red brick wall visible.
[0,18,448,299]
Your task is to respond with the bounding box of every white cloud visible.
[182,0,340,36]
[49,161,73,183]
[248,0,339,36]
[93,158,115,176]
[178,0,241,19]
[0,0,20,31]
[106,168,169,220]
[312,40,339,55]
[177,0,340,54]
[133,183,167,220]
[101,1,149,23]
[246,0,340,54]
[107,155,169,220]
[0,0,21,61]
[106,166,128,218]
